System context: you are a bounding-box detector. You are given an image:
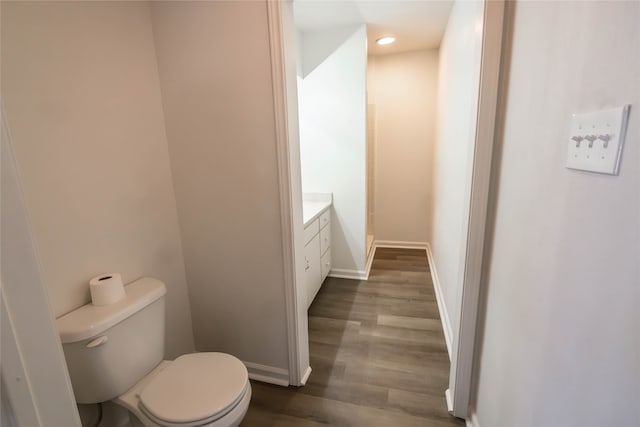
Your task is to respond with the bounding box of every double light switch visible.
[566,105,630,175]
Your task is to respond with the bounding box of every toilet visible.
[56,278,251,427]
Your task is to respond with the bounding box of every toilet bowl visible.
[115,354,251,427]
[56,278,252,427]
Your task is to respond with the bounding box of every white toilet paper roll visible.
[89,273,126,306]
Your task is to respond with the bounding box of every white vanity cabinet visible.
[303,219,321,307]
[303,208,331,308]
[319,211,331,279]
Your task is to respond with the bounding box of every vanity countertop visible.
[302,193,332,227]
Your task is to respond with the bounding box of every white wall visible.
[1,1,195,359]
[298,25,368,275]
[150,1,290,374]
[475,2,640,425]
[367,49,439,244]
[430,0,484,344]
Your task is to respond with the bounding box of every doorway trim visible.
[267,0,507,410]
[1,106,81,426]
[448,0,505,419]
[266,0,311,386]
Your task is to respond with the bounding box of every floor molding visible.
[426,243,453,361]
[445,388,454,414]
[328,268,367,280]
[329,242,428,282]
[300,366,312,386]
[374,240,428,250]
[363,245,377,279]
[466,412,480,427]
[243,361,289,387]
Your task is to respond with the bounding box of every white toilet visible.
[56,278,251,427]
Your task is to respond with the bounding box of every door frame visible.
[269,0,507,415]
[1,106,81,426]
[266,0,311,386]
[448,0,505,419]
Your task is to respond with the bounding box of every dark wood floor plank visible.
[387,388,454,421]
[242,248,463,426]
[377,314,443,331]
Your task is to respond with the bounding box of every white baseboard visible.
[364,245,377,279]
[466,412,480,427]
[242,361,289,387]
[374,240,428,250]
[445,388,453,414]
[328,268,367,280]
[426,243,453,361]
[300,366,312,386]
[329,241,428,282]
[365,241,427,279]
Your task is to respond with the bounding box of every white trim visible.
[1,106,81,425]
[450,0,505,419]
[328,269,368,280]
[300,366,313,386]
[445,388,454,414]
[331,242,430,281]
[266,0,310,386]
[363,244,377,279]
[1,286,41,427]
[243,361,289,387]
[374,240,428,249]
[466,412,481,427]
[426,244,453,360]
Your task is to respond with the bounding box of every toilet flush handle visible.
[86,335,108,348]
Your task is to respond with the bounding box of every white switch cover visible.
[566,105,630,175]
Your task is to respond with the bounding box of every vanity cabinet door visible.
[320,222,331,255]
[320,249,331,281]
[304,234,321,309]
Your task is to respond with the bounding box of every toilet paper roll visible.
[89,273,126,306]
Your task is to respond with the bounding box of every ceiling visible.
[293,0,453,56]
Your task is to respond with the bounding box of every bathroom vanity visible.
[302,194,332,308]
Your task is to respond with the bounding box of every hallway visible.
[243,248,463,426]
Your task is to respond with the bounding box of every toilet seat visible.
[138,353,249,427]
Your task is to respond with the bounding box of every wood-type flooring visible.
[241,247,464,426]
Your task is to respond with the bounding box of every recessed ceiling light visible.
[376,36,396,46]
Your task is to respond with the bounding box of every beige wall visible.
[367,49,438,244]
[475,2,640,425]
[1,1,194,358]
[150,1,290,371]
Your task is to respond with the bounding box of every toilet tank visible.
[56,278,167,404]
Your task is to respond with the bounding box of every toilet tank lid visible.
[56,277,166,344]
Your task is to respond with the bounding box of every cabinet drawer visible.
[321,248,331,281]
[320,222,331,255]
[319,210,330,230]
[303,218,319,245]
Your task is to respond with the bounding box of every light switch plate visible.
[566,105,630,175]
